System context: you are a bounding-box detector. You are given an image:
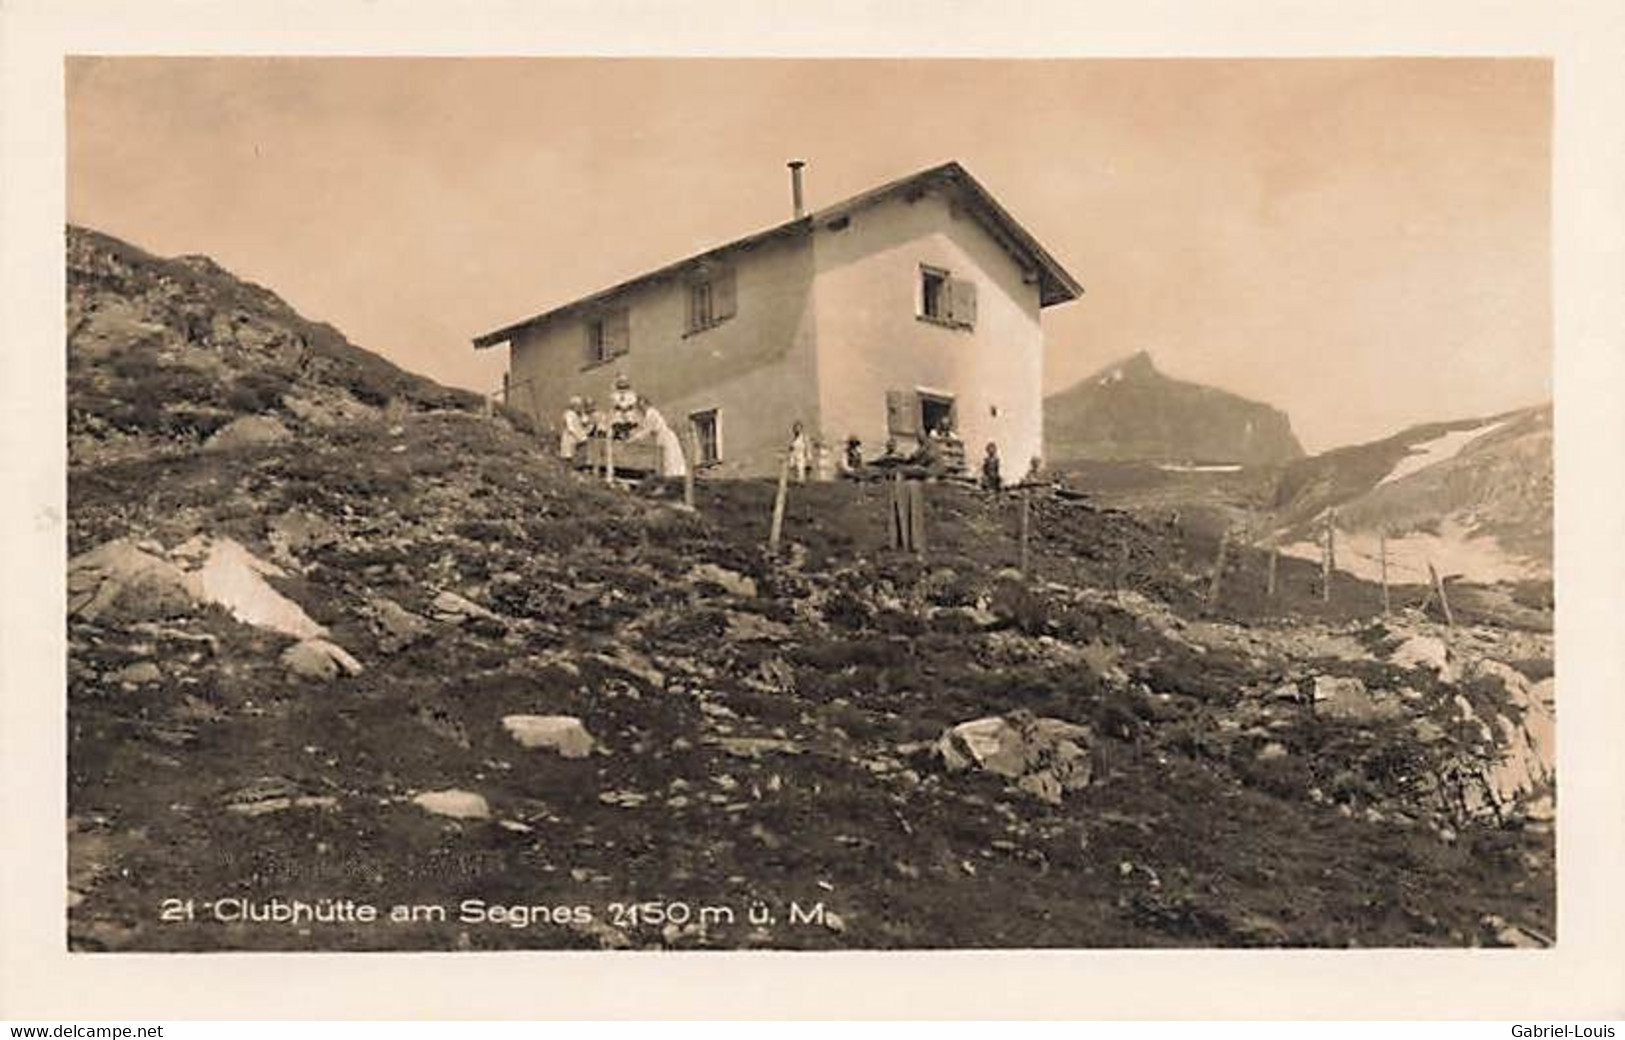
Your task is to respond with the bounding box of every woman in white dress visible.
[631,397,689,479]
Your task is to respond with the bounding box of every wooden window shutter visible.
[584,319,602,364]
[886,389,919,437]
[715,269,737,321]
[608,308,630,357]
[950,278,977,328]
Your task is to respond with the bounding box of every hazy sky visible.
[66,57,1550,451]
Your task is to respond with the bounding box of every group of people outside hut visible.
[558,373,687,478]
[836,415,1025,494]
[558,378,1038,495]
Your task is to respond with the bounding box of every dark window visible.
[586,319,609,363]
[920,267,949,320]
[919,393,956,436]
[919,265,977,329]
[690,409,721,465]
[584,307,630,366]
[687,268,736,334]
[690,282,713,329]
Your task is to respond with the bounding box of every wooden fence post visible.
[1428,561,1455,630]
[1266,544,1278,600]
[1207,526,1231,604]
[1112,537,1127,603]
[682,436,695,510]
[1019,491,1031,577]
[604,434,615,485]
[1321,512,1336,603]
[768,455,790,555]
[1379,529,1390,616]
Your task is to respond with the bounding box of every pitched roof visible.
[472,161,1083,349]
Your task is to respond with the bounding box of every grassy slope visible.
[68,412,1552,951]
[64,226,1551,952]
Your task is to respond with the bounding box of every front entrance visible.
[918,392,956,437]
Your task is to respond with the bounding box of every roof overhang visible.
[472,161,1082,350]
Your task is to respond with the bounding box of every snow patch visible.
[1376,422,1505,488]
[1279,515,1545,585]
[1156,462,1243,474]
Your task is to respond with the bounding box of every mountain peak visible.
[1045,351,1303,466]
[1117,350,1158,377]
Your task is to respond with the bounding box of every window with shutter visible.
[583,307,631,367]
[919,266,949,321]
[585,318,608,365]
[687,267,736,334]
[689,409,722,465]
[689,282,713,331]
[606,307,630,358]
[919,264,973,330]
[885,389,920,439]
[949,278,977,329]
[714,269,737,321]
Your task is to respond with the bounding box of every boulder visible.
[710,736,802,759]
[281,638,364,681]
[430,590,501,624]
[203,414,291,452]
[67,539,193,623]
[937,711,1094,805]
[1311,675,1402,722]
[282,392,377,428]
[1482,914,1550,949]
[1486,675,1556,812]
[724,611,792,642]
[687,563,758,599]
[502,715,598,758]
[227,794,339,817]
[1466,657,1532,701]
[177,536,327,640]
[370,597,431,653]
[267,508,338,563]
[412,789,490,820]
[1265,680,1302,702]
[109,661,162,685]
[1390,634,1453,677]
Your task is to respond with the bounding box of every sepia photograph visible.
[55,54,1561,956]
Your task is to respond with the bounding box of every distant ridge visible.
[1271,404,1552,582]
[1044,351,1304,466]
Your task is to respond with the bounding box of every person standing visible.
[842,436,864,476]
[632,397,688,479]
[610,373,639,439]
[981,442,1002,492]
[787,421,810,484]
[889,464,928,554]
[559,396,590,463]
[582,396,605,439]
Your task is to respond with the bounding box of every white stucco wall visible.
[810,189,1046,476]
[503,234,819,476]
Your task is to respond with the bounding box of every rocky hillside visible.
[67,224,484,468]
[1045,352,1305,467]
[66,228,1554,952]
[1271,406,1553,584]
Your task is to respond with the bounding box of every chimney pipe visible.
[788,160,806,219]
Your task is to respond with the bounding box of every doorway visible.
[918,392,956,437]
